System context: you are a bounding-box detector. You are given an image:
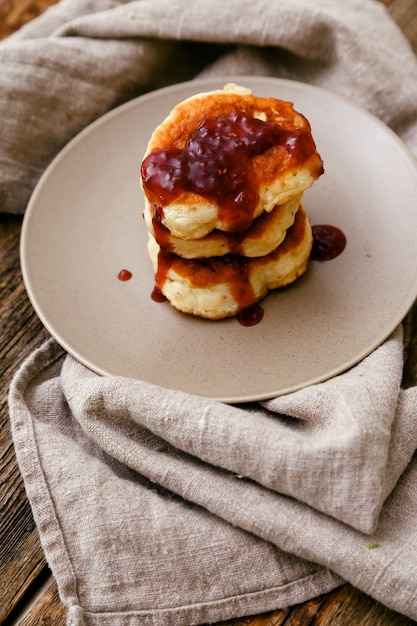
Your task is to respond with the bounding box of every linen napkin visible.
[5,0,417,624]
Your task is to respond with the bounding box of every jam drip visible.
[155,251,255,307]
[238,303,264,327]
[142,110,318,233]
[152,203,251,256]
[152,205,172,251]
[117,269,132,281]
[311,225,346,261]
[151,286,167,302]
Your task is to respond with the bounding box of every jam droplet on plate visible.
[117,269,132,281]
[238,302,264,327]
[311,224,346,261]
[151,285,167,302]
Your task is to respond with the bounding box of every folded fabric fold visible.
[10,339,344,626]
[61,326,407,534]
[9,333,417,623]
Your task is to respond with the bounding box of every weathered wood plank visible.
[381,0,417,54]
[212,585,416,626]
[0,0,59,39]
[13,575,68,626]
[0,531,47,625]
[0,213,51,623]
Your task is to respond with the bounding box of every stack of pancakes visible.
[140,84,323,321]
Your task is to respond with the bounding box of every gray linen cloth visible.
[5,0,417,624]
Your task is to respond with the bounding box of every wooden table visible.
[1,1,417,624]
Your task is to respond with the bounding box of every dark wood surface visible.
[1,1,417,624]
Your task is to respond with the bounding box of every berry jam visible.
[141,110,340,327]
[117,269,132,281]
[141,110,319,233]
[311,224,346,261]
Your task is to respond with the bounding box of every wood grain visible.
[0,0,58,39]
[1,1,417,625]
[15,576,67,626]
[381,0,417,54]
[0,213,51,625]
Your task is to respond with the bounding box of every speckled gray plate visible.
[21,76,417,403]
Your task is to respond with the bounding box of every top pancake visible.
[141,83,324,240]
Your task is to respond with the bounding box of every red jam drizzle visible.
[152,203,249,256]
[311,225,346,261]
[154,249,174,295]
[154,250,256,308]
[117,269,132,281]
[238,302,264,327]
[153,248,264,325]
[151,286,167,302]
[151,220,347,326]
[141,110,319,233]
[224,256,256,312]
[151,205,172,251]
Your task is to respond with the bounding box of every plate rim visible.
[20,75,417,402]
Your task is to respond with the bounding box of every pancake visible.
[143,193,302,259]
[141,83,324,240]
[148,204,313,320]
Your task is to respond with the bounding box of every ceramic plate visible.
[21,76,417,402]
